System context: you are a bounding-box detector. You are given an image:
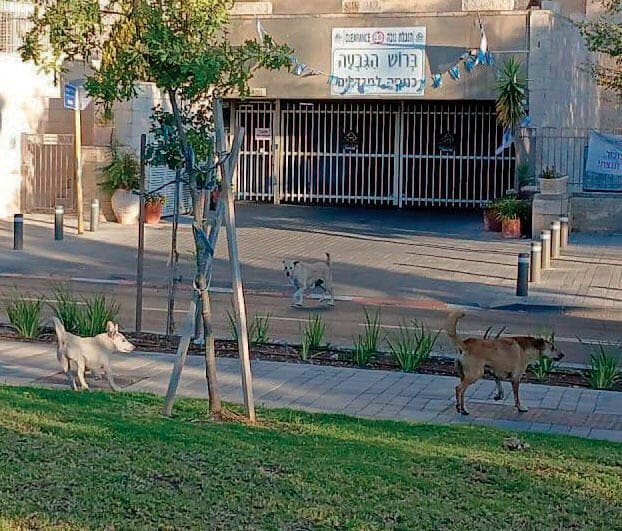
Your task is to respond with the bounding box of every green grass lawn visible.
[0,387,620,530]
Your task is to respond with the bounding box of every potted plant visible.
[538,166,568,195]
[483,199,502,232]
[145,193,166,224]
[101,148,141,224]
[496,197,527,238]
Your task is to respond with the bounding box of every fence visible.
[21,133,75,211]
[233,99,515,208]
[525,127,622,194]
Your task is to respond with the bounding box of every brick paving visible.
[1,339,621,443]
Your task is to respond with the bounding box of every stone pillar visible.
[531,178,570,238]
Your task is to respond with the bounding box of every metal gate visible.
[21,133,75,211]
[235,101,275,201]
[233,100,514,207]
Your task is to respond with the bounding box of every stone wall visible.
[572,194,622,233]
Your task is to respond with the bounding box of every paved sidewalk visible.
[1,339,621,442]
[2,204,622,314]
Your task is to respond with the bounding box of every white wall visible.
[0,55,59,218]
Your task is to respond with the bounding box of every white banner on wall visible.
[330,27,426,96]
[584,131,622,191]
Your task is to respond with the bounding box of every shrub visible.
[351,335,374,367]
[81,295,120,336]
[386,320,439,372]
[50,290,119,337]
[299,314,326,361]
[587,344,621,390]
[532,356,557,383]
[540,166,563,180]
[100,148,140,193]
[6,296,42,339]
[227,310,271,347]
[348,309,382,367]
[145,193,167,206]
[50,289,82,335]
[495,197,528,221]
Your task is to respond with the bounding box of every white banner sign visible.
[331,27,426,96]
[585,131,622,191]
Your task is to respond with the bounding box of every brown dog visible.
[445,311,563,415]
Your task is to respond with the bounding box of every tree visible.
[579,0,622,98]
[21,0,293,417]
[495,57,528,178]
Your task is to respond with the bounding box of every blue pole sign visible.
[63,80,92,111]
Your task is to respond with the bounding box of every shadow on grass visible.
[0,385,621,529]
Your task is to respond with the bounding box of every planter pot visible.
[501,218,522,239]
[483,209,502,232]
[111,188,140,224]
[144,202,163,224]
[539,175,568,195]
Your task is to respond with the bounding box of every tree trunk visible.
[168,89,221,415]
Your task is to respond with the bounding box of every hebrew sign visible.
[331,27,426,96]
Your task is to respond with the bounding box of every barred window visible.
[0,1,34,55]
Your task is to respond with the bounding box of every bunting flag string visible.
[257,17,496,94]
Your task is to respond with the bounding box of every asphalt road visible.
[1,278,620,366]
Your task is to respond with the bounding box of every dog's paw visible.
[460,409,470,416]
[494,394,504,401]
[516,405,529,413]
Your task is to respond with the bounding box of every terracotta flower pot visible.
[144,202,163,224]
[111,189,140,224]
[501,218,522,239]
[483,209,502,232]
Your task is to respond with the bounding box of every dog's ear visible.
[534,337,546,351]
[106,321,116,336]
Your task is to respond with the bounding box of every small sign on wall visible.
[255,127,272,141]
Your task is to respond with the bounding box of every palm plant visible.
[495,58,528,170]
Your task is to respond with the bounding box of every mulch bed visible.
[1,325,619,392]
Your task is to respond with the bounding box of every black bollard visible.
[54,206,64,241]
[13,214,23,250]
[90,199,99,232]
[517,253,529,297]
[530,241,541,283]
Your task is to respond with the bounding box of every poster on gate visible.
[330,27,426,97]
[584,131,622,191]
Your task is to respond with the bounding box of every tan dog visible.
[282,253,334,307]
[52,317,135,391]
[445,311,563,415]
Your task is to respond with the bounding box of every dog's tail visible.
[445,310,466,350]
[325,252,331,266]
[52,317,67,363]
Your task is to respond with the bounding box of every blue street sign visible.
[64,80,92,111]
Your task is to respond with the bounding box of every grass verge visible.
[0,386,620,529]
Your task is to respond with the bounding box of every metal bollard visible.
[551,221,561,259]
[90,199,99,232]
[560,216,569,249]
[13,214,23,251]
[54,205,64,241]
[517,253,529,296]
[541,230,551,270]
[530,241,541,283]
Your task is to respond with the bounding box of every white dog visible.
[282,253,334,307]
[52,317,135,391]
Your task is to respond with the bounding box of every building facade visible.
[0,0,608,221]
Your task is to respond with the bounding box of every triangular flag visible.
[432,74,443,88]
[449,64,461,80]
[465,55,477,73]
[256,19,268,43]
[495,127,514,155]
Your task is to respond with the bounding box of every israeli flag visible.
[476,27,488,65]
[495,127,514,156]
[256,19,268,43]
[449,64,461,81]
[432,74,443,88]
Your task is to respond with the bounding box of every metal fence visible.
[0,0,33,54]
[233,99,515,208]
[525,127,622,193]
[21,133,75,211]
